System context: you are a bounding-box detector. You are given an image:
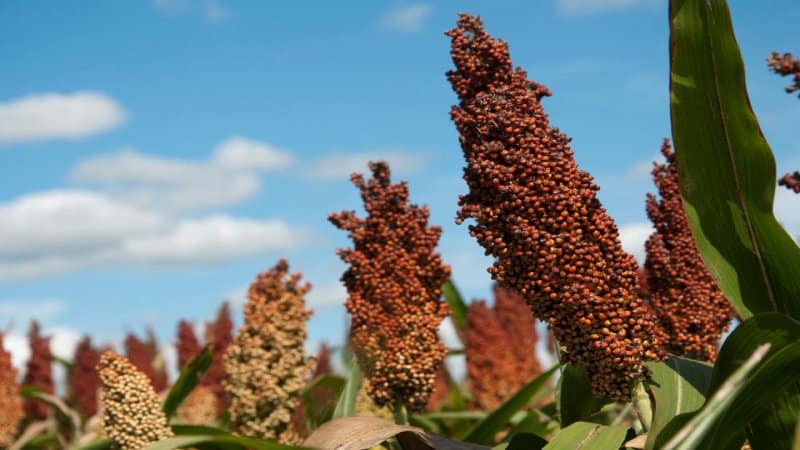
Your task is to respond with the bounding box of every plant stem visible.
[392,399,409,426]
[633,381,653,432]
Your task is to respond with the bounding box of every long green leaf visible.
[499,433,548,450]
[332,358,361,418]
[669,0,800,320]
[68,438,113,450]
[141,435,309,450]
[443,279,468,344]
[542,422,628,450]
[463,367,557,445]
[300,374,346,430]
[162,345,213,418]
[557,364,608,427]
[644,357,711,450]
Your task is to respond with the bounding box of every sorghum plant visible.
[176,320,202,370]
[644,139,734,362]
[204,302,232,413]
[176,385,218,426]
[125,332,167,392]
[779,171,800,193]
[69,336,101,418]
[446,14,664,401]
[767,51,800,96]
[223,260,313,443]
[0,333,23,447]
[23,321,54,420]
[329,161,451,413]
[97,352,173,450]
[493,285,542,378]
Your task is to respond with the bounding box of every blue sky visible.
[1,0,798,375]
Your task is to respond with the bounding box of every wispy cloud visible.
[618,221,654,264]
[307,149,425,181]
[0,92,126,147]
[152,0,229,23]
[378,4,432,32]
[556,0,662,17]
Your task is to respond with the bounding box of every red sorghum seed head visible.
[98,351,173,449]
[779,171,800,193]
[425,364,451,412]
[69,336,101,418]
[645,139,734,362]
[493,285,542,379]
[0,333,23,447]
[223,260,313,443]
[329,161,451,413]
[23,321,54,420]
[176,320,202,371]
[204,302,233,415]
[124,332,167,392]
[446,14,664,401]
[767,52,800,96]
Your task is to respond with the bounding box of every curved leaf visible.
[142,435,308,450]
[68,438,113,450]
[669,0,800,320]
[332,358,361,418]
[499,433,547,450]
[443,279,468,344]
[542,422,628,450]
[163,345,213,418]
[463,367,557,445]
[644,357,711,450]
[557,364,608,427]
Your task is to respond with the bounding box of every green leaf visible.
[501,433,548,450]
[20,387,82,439]
[463,367,557,445]
[655,314,800,449]
[443,279,468,344]
[506,410,550,441]
[669,0,800,321]
[300,374,346,430]
[141,435,309,450]
[420,411,488,421]
[332,358,361,418]
[644,357,712,450]
[542,422,628,450]
[557,364,608,427]
[162,345,213,418]
[171,424,229,435]
[68,438,114,450]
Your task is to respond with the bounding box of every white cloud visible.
[306,283,347,309]
[70,136,293,213]
[0,92,126,147]
[378,4,432,32]
[618,222,653,264]
[153,0,229,23]
[0,190,309,282]
[205,0,228,22]
[2,326,81,376]
[308,150,425,181]
[556,0,662,16]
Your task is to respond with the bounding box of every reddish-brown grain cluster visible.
[69,336,101,418]
[176,320,202,370]
[204,303,233,414]
[125,332,168,392]
[779,171,800,193]
[23,322,54,420]
[329,161,451,412]
[493,285,542,377]
[644,139,734,362]
[446,14,664,401]
[767,52,800,96]
[0,334,23,447]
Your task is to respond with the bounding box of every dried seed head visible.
[98,351,173,450]
[223,260,313,443]
[176,385,218,427]
[23,321,54,420]
[0,334,23,447]
[124,332,167,392]
[644,139,735,362]
[329,161,451,412]
[767,51,800,96]
[446,14,664,401]
[69,336,101,418]
[779,171,800,193]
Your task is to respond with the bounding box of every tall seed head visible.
[23,321,54,420]
[69,336,101,418]
[0,334,23,447]
[329,161,451,412]
[446,14,664,401]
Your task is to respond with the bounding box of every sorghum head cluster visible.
[176,385,218,426]
[23,321,54,420]
[329,161,451,412]
[426,364,451,412]
[176,320,202,370]
[0,334,23,447]
[446,14,664,401]
[124,332,167,392]
[493,285,542,378]
[466,300,520,410]
[644,139,734,362]
[97,351,173,450]
[767,52,800,96]
[779,172,800,193]
[223,260,313,443]
[69,336,101,418]
[204,302,233,414]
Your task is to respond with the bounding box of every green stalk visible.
[392,399,409,426]
[633,381,653,432]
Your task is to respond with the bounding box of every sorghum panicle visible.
[97,351,173,450]
[176,385,218,426]
[644,139,734,362]
[466,300,520,410]
[493,285,542,378]
[426,364,450,412]
[69,336,101,418]
[446,14,664,401]
[779,172,800,193]
[124,332,168,392]
[0,333,23,447]
[23,321,54,420]
[223,260,313,443]
[329,161,451,412]
[767,51,800,96]
[176,320,202,370]
[204,302,233,414]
